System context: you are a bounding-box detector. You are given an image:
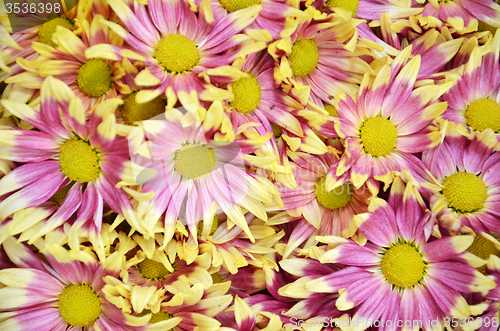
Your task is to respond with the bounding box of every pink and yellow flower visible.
[87,0,260,108]
[0,236,149,330]
[421,0,500,33]
[334,46,451,188]
[276,142,376,257]
[7,8,126,111]
[271,6,374,104]
[441,30,500,144]
[0,77,140,243]
[280,178,496,330]
[423,130,500,234]
[126,108,282,247]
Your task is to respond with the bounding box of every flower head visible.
[280,178,496,330]
[87,0,260,108]
[0,77,139,245]
[277,144,376,257]
[423,130,500,234]
[334,46,451,188]
[0,236,148,330]
[126,108,282,247]
[441,30,500,143]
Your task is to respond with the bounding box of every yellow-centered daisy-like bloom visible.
[0,236,150,330]
[442,31,500,144]
[126,108,282,248]
[279,179,495,330]
[0,77,142,252]
[334,46,451,188]
[85,0,261,108]
[7,12,125,111]
[424,129,500,234]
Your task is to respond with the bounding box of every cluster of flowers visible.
[1,0,500,330]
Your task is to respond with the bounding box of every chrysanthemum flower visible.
[87,0,260,107]
[0,0,81,84]
[200,51,321,176]
[334,46,452,188]
[126,108,282,247]
[0,236,150,330]
[0,77,142,243]
[202,50,328,184]
[204,51,304,138]
[423,130,500,234]
[104,258,215,319]
[421,0,500,33]
[110,59,167,126]
[7,13,127,111]
[441,30,500,143]
[276,145,375,257]
[283,178,496,330]
[271,6,374,103]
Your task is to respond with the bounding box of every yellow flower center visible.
[137,310,173,325]
[211,272,224,284]
[442,172,487,214]
[38,17,74,48]
[270,122,283,138]
[197,215,219,237]
[77,59,112,98]
[324,0,359,17]
[324,103,339,116]
[477,21,497,34]
[154,34,199,73]
[122,92,166,125]
[315,176,352,210]
[59,137,100,183]
[174,143,215,179]
[138,258,169,280]
[465,98,500,132]
[382,243,425,288]
[467,235,500,273]
[49,183,75,207]
[230,76,262,114]
[219,0,261,12]
[289,39,320,78]
[59,284,102,327]
[359,117,398,157]
[149,311,172,324]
